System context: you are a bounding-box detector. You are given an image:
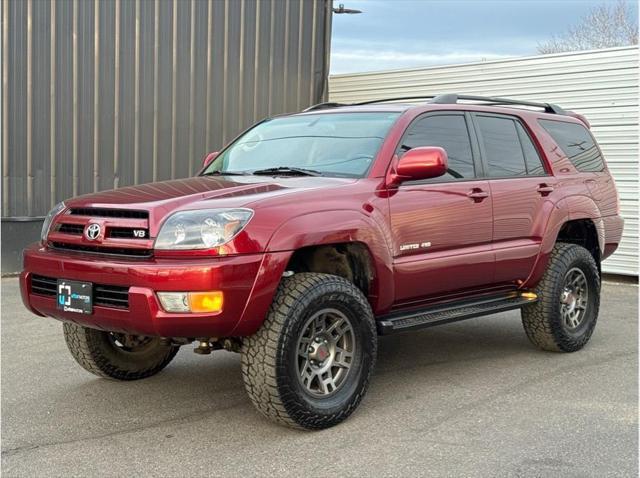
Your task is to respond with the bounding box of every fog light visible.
[158,292,190,312]
[157,291,224,313]
[188,291,224,313]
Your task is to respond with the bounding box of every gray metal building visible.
[1,0,331,272]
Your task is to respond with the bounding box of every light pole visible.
[332,4,363,15]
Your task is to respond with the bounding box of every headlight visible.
[154,208,253,250]
[41,202,66,242]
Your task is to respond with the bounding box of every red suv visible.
[20,94,623,429]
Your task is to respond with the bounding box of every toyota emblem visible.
[85,223,102,241]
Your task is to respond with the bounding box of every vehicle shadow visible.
[48,311,534,431]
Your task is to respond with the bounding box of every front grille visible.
[69,207,148,219]
[94,284,129,309]
[57,223,85,235]
[30,274,129,309]
[51,242,153,258]
[107,227,149,239]
[30,274,57,296]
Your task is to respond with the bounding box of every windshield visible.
[202,112,401,178]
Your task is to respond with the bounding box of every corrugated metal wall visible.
[329,46,639,276]
[2,0,331,219]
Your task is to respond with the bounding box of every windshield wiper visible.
[251,166,323,177]
[202,170,250,176]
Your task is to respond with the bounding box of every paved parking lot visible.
[1,277,637,477]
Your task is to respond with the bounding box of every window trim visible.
[393,111,484,185]
[515,121,549,177]
[470,112,549,180]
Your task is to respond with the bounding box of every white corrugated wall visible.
[329,46,639,276]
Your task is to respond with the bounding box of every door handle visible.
[467,188,489,202]
[537,184,554,196]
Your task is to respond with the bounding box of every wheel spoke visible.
[300,362,314,381]
[326,318,345,335]
[313,315,326,333]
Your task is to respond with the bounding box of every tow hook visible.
[194,340,214,355]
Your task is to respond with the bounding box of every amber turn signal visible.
[188,291,224,313]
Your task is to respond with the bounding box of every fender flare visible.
[523,195,604,288]
[265,209,395,312]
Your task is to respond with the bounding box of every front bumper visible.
[20,244,289,338]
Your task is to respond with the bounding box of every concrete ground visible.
[1,278,637,477]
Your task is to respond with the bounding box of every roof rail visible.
[429,94,566,114]
[305,97,439,110]
[302,94,566,115]
[353,96,437,105]
[302,102,349,112]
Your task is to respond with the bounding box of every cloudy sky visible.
[330,0,638,74]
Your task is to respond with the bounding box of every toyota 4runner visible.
[20,94,624,429]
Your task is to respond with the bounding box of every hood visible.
[65,175,355,217]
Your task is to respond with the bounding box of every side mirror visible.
[202,151,220,168]
[389,146,448,186]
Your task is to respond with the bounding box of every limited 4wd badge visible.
[57,280,93,314]
[400,242,432,251]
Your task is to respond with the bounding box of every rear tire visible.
[241,273,377,429]
[521,243,600,352]
[63,323,179,380]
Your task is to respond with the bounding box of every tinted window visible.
[516,123,546,175]
[401,115,475,180]
[539,119,604,172]
[476,116,526,177]
[203,112,401,178]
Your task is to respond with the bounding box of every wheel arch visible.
[523,195,604,288]
[265,210,395,313]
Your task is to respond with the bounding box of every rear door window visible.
[539,119,604,172]
[475,115,527,177]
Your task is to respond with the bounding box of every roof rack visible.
[303,94,566,115]
[303,97,438,111]
[429,94,566,114]
[353,96,438,105]
[302,102,350,112]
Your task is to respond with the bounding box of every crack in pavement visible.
[1,399,246,458]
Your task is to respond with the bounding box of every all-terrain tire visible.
[521,243,600,352]
[63,323,179,380]
[241,273,377,429]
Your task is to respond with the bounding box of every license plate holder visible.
[57,279,93,315]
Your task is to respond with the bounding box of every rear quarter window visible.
[539,119,604,172]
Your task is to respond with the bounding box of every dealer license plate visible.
[56,279,93,315]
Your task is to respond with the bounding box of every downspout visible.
[319,0,334,102]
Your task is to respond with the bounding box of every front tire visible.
[241,273,377,429]
[521,243,600,352]
[63,323,179,380]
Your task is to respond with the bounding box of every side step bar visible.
[376,293,538,335]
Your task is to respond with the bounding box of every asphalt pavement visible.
[1,277,637,477]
